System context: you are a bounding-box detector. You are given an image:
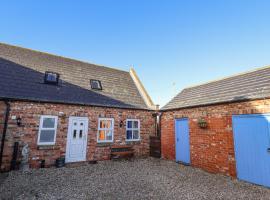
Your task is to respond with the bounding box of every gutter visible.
[152,111,162,137]
[156,112,162,137]
[0,100,10,172]
[0,97,154,112]
[161,97,270,112]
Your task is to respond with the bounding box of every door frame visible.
[175,118,191,165]
[65,116,89,163]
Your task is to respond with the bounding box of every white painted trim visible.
[37,115,58,146]
[65,116,89,163]
[126,119,141,141]
[129,68,156,110]
[97,118,114,143]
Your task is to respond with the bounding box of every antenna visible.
[172,82,176,96]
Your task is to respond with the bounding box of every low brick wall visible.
[161,99,270,177]
[0,101,155,171]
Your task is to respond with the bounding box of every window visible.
[97,118,114,143]
[126,119,140,141]
[44,71,60,85]
[38,116,58,145]
[90,79,102,90]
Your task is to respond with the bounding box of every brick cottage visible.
[0,43,156,171]
[160,67,270,187]
[1,42,270,188]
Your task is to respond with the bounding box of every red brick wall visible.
[161,99,270,177]
[0,101,6,152]
[1,101,155,171]
[0,101,5,128]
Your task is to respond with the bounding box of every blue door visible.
[233,114,270,187]
[175,118,190,164]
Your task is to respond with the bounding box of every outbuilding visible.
[161,66,270,187]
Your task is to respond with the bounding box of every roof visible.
[0,43,152,110]
[162,66,270,110]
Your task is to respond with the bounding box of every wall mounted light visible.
[119,121,124,128]
[16,117,22,127]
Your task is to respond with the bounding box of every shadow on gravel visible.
[0,173,8,186]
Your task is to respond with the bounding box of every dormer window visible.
[90,79,102,90]
[44,71,59,85]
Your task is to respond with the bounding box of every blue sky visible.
[1,0,270,106]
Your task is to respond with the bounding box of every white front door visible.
[65,117,88,163]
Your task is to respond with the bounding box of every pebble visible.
[0,158,269,200]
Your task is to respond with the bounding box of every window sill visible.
[37,143,56,146]
[96,142,113,147]
[126,140,141,145]
[37,145,59,150]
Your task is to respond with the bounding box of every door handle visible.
[267,148,270,153]
[177,138,179,142]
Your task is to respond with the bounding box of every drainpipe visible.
[152,105,162,137]
[0,101,10,171]
[156,112,162,138]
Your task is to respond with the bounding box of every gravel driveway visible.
[0,158,269,200]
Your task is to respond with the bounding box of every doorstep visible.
[65,160,97,168]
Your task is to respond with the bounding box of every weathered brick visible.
[161,99,270,177]
[0,101,155,171]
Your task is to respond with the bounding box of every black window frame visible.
[90,79,102,90]
[44,71,60,85]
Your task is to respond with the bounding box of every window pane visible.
[91,80,102,90]
[100,120,112,129]
[133,130,139,139]
[73,130,77,138]
[133,121,139,128]
[43,118,55,128]
[98,130,106,141]
[105,120,112,129]
[106,130,112,141]
[93,81,100,88]
[99,120,105,129]
[127,121,132,128]
[79,130,83,138]
[39,130,55,143]
[47,73,57,82]
[126,130,132,140]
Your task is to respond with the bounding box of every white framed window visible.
[37,115,58,145]
[97,118,114,143]
[126,119,140,141]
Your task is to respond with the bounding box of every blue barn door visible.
[233,114,270,188]
[175,118,190,164]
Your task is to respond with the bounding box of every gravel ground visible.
[0,158,270,200]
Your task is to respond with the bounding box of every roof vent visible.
[90,79,102,90]
[44,71,60,85]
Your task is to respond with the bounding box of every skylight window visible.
[90,79,102,90]
[44,71,59,85]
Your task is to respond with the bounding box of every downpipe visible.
[0,101,10,172]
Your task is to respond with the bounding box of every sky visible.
[1,0,270,106]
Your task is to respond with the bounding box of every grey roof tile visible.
[162,67,270,110]
[0,43,148,109]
